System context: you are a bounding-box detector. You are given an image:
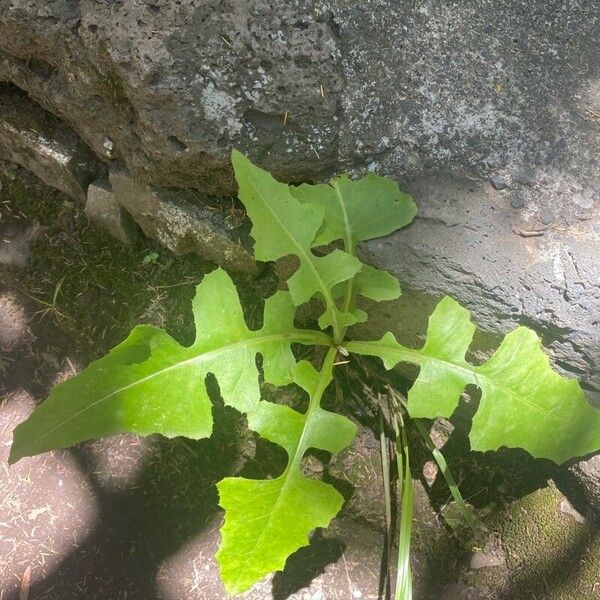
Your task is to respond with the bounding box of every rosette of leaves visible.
[10,150,600,596]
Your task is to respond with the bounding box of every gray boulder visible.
[0,0,344,193]
[109,164,258,275]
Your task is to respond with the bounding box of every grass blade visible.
[379,409,392,598]
[388,386,478,533]
[391,408,413,600]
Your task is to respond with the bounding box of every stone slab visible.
[85,178,140,245]
[0,86,100,202]
[109,164,258,275]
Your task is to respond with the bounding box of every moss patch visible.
[466,483,600,599]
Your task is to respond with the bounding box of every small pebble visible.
[510,193,526,209]
[539,208,556,225]
[560,498,586,524]
[489,173,510,191]
[470,551,505,569]
[513,166,536,186]
[423,460,438,487]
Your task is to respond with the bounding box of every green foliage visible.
[348,296,600,464]
[290,172,416,250]
[10,269,329,463]
[217,350,357,594]
[9,151,600,597]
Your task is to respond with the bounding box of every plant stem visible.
[339,240,357,343]
[286,346,339,473]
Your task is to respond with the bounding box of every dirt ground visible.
[1,165,599,600]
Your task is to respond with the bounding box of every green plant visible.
[9,151,600,597]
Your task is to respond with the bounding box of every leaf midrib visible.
[247,171,343,340]
[348,340,568,425]
[332,180,354,251]
[332,181,357,321]
[23,331,330,449]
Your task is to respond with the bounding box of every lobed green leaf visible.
[217,349,357,594]
[348,297,600,464]
[290,173,417,250]
[232,150,361,339]
[291,172,415,309]
[10,269,330,464]
[232,151,417,339]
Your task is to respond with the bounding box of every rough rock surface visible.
[569,454,600,513]
[0,1,597,195]
[0,85,100,201]
[0,1,597,382]
[0,0,345,193]
[109,164,258,274]
[355,175,600,406]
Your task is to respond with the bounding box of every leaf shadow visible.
[271,531,346,600]
[2,361,247,599]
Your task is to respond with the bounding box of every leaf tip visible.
[7,446,21,466]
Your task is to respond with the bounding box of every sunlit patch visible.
[0,293,30,349]
[0,222,39,268]
[0,390,100,597]
[156,514,383,599]
[156,515,227,599]
[84,433,158,492]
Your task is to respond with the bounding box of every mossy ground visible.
[464,483,600,599]
[0,171,269,362]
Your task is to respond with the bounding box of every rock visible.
[466,483,600,598]
[470,532,506,570]
[512,166,537,186]
[0,86,100,201]
[559,498,586,524]
[539,207,556,225]
[85,179,141,245]
[569,454,600,513]
[109,164,258,275]
[509,192,526,209]
[422,460,438,487]
[0,1,596,199]
[355,175,600,407]
[489,173,511,191]
[0,1,344,194]
[0,293,30,349]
